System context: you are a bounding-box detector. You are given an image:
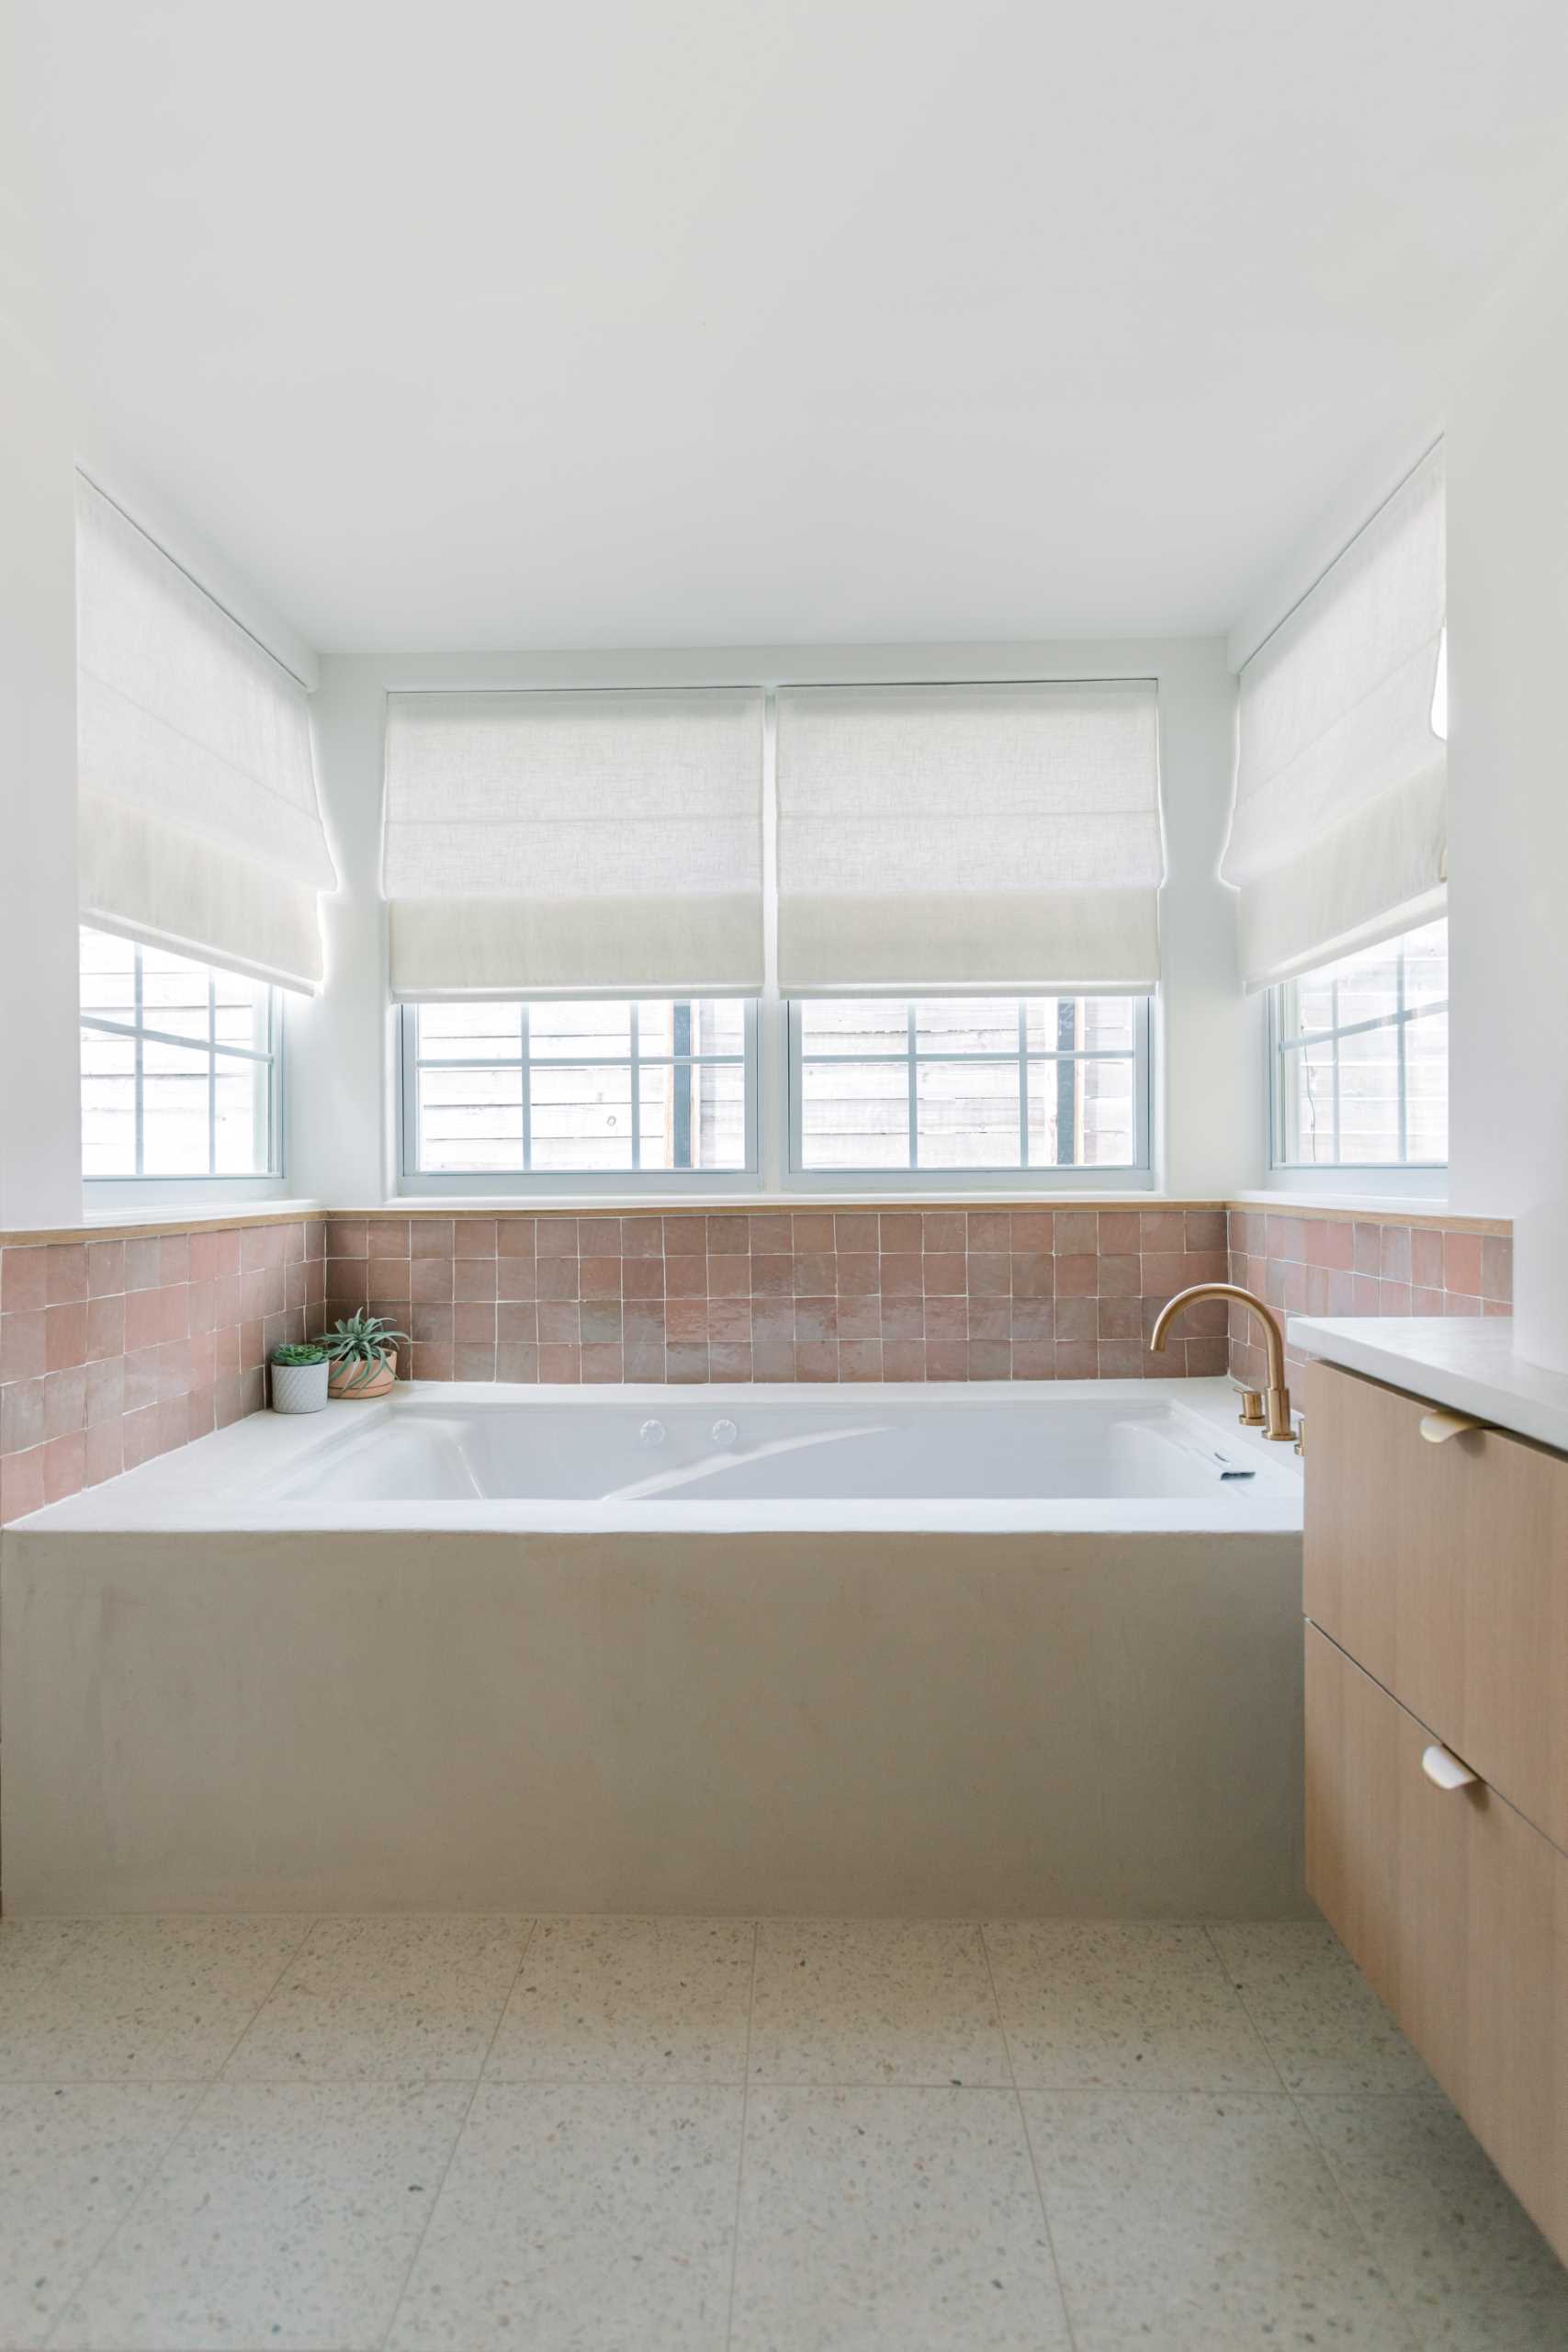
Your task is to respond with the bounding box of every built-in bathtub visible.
[1,1379,1307,1918]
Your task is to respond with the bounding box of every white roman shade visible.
[1223,446,1447,989]
[75,477,335,992]
[774,680,1163,993]
[382,687,765,996]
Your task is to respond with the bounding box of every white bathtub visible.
[2,1379,1306,1919]
[16,1378,1303,1532]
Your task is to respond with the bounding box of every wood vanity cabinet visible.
[1304,1358,1568,2261]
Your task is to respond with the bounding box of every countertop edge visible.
[1288,1315,1568,1456]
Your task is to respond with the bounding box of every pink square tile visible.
[407,1219,454,1258]
[966,1252,1011,1297]
[620,1216,662,1258]
[42,1430,86,1503]
[577,1216,623,1257]
[454,1342,498,1380]
[1443,1231,1483,1296]
[538,1304,581,1344]
[793,1213,836,1254]
[123,1238,163,1292]
[84,1416,124,1487]
[923,1339,968,1381]
[836,1295,881,1340]
[1444,1290,1483,1317]
[1011,1300,1052,1344]
[706,1254,750,1297]
[708,1298,751,1343]
[85,1294,125,1363]
[1054,1295,1095,1343]
[1409,1226,1444,1288]
[922,1212,965,1254]
[1097,1340,1147,1379]
[2,1247,49,1312]
[367,1255,412,1299]
[580,1344,623,1383]
[325,1219,368,1261]
[795,1300,838,1343]
[835,1340,879,1381]
[1263,1215,1306,1264]
[879,1254,922,1298]
[411,1256,457,1304]
[240,1226,280,1272]
[453,1301,498,1344]
[750,1253,792,1296]
[751,1340,797,1382]
[880,1298,925,1341]
[453,1220,498,1260]
[454,1259,501,1301]
[834,1212,879,1252]
[623,1344,667,1380]
[750,1297,795,1342]
[665,1255,706,1298]
[497,1302,538,1345]
[1,1376,46,1453]
[1139,1252,1186,1300]
[1055,1254,1097,1297]
[924,1297,968,1341]
[1481,1237,1513,1303]
[497,1344,541,1382]
[705,1215,749,1255]
[1140,1211,1186,1253]
[878,1213,922,1254]
[1098,1212,1141,1253]
[1184,1210,1226,1251]
[1011,1252,1054,1300]
[578,1256,620,1299]
[667,1342,711,1384]
[45,1303,88,1371]
[410,1343,456,1380]
[750,1215,794,1254]
[40,1365,86,1442]
[1351,1273,1381,1314]
[966,1212,1011,1252]
[968,1297,1011,1340]
[1054,1213,1099,1256]
[1379,1226,1413,1283]
[837,1253,880,1295]
[1380,1282,1412,1316]
[1411,1285,1445,1316]
[46,1242,89,1304]
[1098,1295,1141,1340]
[158,1234,190,1285]
[661,1216,705,1257]
[622,1257,664,1300]
[498,1218,537,1257]
[1055,1340,1099,1379]
[967,1340,1010,1380]
[1010,1212,1053,1252]
[795,1341,838,1383]
[877,1340,923,1381]
[497,1257,539,1302]
[1097,1253,1140,1296]
[1185,1336,1230,1376]
[791,1252,837,1296]
[666,1298,709,1341]
[1010,1343,1055,1381]
[923,1252,966,1295]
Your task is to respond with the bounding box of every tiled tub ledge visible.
[0,1199,1515,1521]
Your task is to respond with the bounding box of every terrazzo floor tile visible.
[983,1919,1280,2090]
[484,1916,754,2084]
[730,2085,1070,2350]
[748,1918,1010,2086]
[388,2083,742,2351]
[1208,1921,1437,2093]
[224,1915,533,2082]
[0,1917,312,2082]
[1298,2091,1568,2349]
[1021,2087,1415,2350]
[51,2080,470,2352]
[0,2085,200,2350]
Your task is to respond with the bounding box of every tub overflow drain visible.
[638,1419,666,1447]
[711,1419,739,1448]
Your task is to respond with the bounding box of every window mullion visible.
[906,1002,919,1170]
[521,1004,533,1172]
[629,1001,642,1173]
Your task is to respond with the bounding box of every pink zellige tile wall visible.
[1226,1207,1513,1391]
[320,1207,1234,1387]
[0,1220,325,1522]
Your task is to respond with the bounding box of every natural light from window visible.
[1272,920,1448,1169]
[79,927,280,1180]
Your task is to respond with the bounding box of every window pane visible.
[914,999,1018,1055]
[1272,920,1448,1167]
[636,999,746,1058]
[140,944,211,1044]
[916,1059,1021,1168]
[1079,1056,1136,1165]
[418,1066,524,1172]
[416,1003,524,1061]
[79,928,277,1181]
[530,1064,634,1170]
[799,1060,909,1170]
[213,1059,268,1172]
[79,931,138,1025]
[797,1000,908,1056]
[81,1033,138,1176]
[638,1062,747,1170]
[529,1002,632,1059]
[141,1038,212,1175]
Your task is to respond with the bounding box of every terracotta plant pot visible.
[327,1350,397,1400]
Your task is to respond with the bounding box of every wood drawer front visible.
[1306,1623,1568,2260]
[1304,1358,1568,1850]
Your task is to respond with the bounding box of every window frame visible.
[79,928,286,1196]
[1267,922,1449,1186]
[784,994,1154,1193]
[398,998,763,1197]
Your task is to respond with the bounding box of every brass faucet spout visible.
[1149,1283,1296,1441]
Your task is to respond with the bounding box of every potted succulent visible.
[321,1309,408,1399]
[269,1340,330,1415]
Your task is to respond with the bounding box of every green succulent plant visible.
[271,1341,328,1367]
[320,1309,409,1390]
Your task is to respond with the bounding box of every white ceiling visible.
[10,0,1568,651]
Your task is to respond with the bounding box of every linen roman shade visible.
[1223,446,1447,989]
[774,679,1163,992]
[75,477,336,992]
[382,687,766,995]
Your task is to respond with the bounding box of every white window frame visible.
[80,929,287,1204]
[399,999,761,1196]
[784,996,1154,1193]
[1267,923,1448,1195]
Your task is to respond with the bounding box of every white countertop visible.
[1288,1316,1568,1455]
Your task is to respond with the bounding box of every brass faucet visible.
[1149,1283,1297,1442]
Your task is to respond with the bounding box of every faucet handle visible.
[1232,1384,1266,1428]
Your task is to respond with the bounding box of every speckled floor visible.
[0,1913,1562,2350]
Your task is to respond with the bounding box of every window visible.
[401,1000,756,1185]
[1271,919,1448,1169]
[79,928,281,1181]
[789,996,1150,1179]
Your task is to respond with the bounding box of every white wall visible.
[0,306,83,1228]
[297,639,1247,1206]
[1446,208,1568,1368]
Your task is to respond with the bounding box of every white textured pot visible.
[270,1358,330,1414]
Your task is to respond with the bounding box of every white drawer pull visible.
[1419,1409,1485,1444]
[1422,1741,1479,1792]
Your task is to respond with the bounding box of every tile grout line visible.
[721,1917,761,2352]
[977,1919,1081,2352]
[38,1913,321,2352]
[375,1915,539,2352]
[1200,1922,1294,2097]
